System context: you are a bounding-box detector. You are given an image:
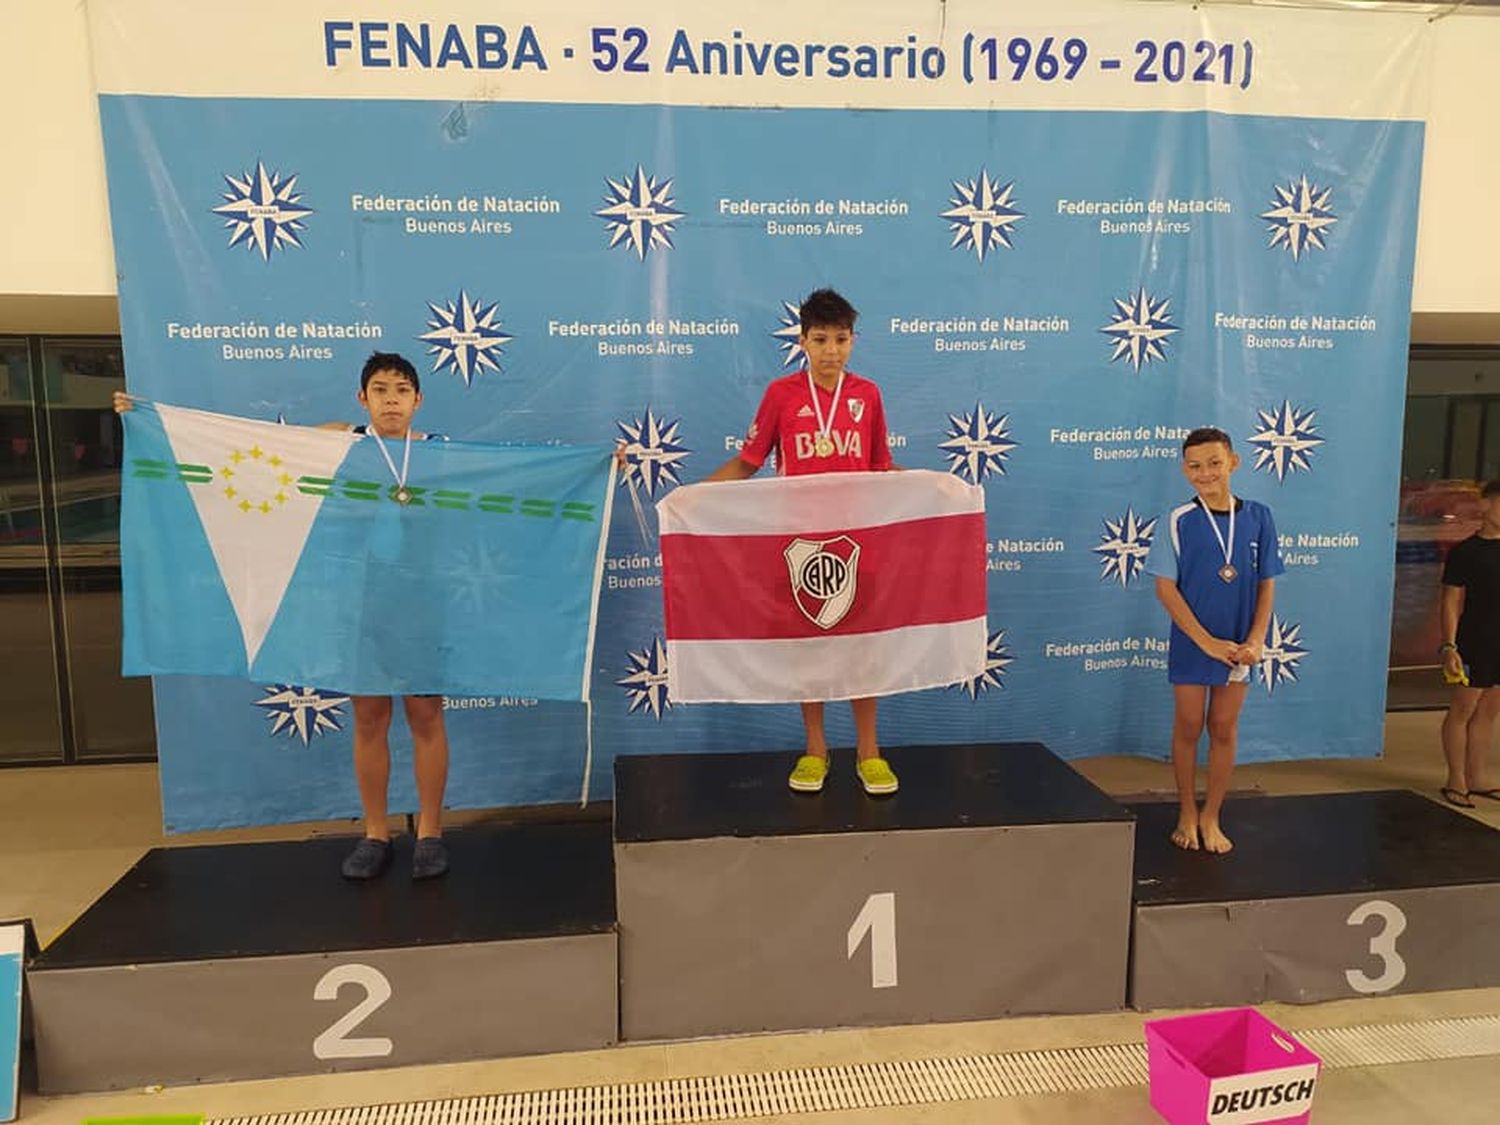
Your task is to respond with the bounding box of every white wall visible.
[1410,15,1500,315]
[0,1,116,297]
[1,2,1497,314]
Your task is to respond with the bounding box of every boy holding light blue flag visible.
[115,353,615,878]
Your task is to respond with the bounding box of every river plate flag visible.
[121,402,615,699]
[659,470,987,703]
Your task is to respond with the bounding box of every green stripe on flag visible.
[479,494,515,513]
[521,499,556,518]
[561,502,597,522]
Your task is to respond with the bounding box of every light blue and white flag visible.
[122,402,615,698]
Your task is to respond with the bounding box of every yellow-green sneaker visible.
[857,756,899,796]
[788,754,829,793]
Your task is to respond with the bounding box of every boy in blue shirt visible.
[1145,427,1284,854]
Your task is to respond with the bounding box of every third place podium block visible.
[1130,790,1500,1010]
[614,742,1135,1041]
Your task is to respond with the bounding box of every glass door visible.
[40,338,155,759]
[0,338,65,762]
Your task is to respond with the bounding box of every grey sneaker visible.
[412,836,449,880]
[340,837,391,880]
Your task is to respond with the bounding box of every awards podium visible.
[27,749,1500,1092]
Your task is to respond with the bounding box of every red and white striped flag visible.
[658,469,988,703]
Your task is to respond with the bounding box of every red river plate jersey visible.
[739,370,892,476]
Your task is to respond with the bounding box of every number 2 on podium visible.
[848,892,899,989]
[313,964,395,1059]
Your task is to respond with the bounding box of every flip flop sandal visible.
[1468,788,1500,801]
[1441,787,1476,808]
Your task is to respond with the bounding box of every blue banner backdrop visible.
[90,3,1426,829]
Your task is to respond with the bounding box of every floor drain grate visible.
[212,1013,1500,1125]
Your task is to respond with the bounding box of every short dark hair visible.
[800,288,858,333]
[360,352,420,393]
[1482,480,1500,499]
[1182,426,1233,454]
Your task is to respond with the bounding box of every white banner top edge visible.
[87,0,1431,122]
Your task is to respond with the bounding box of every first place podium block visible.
[614,743,1135,1041]
[29,822,618,1092]
[1130,791,1500,1010]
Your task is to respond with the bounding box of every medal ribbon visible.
[1197,496,1236,575]
[805,368,845,450]
[371,428,412,495]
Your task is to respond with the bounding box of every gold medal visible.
[1218,564,1237,583]
[395,486,412,506]
[805,370,845,463]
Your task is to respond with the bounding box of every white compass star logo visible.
[1101,289,1179,371]
[419,291,513,386]
[212,162,314,261]
[1094,507,1157,587]
[449,542,514,615]
[941,169,1024,261]
[597,165,685,259]
[254,685,350,746]
[619,637,672,718]
[1261,176,1338,261]
[940,402,1017,484]
[954,629,1014,699]
[1249,401,1325,482]
[772,301,806,370]
[1258,615,1309,694]
[617,407,690,497]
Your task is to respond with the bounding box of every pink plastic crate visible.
[1145,1007,1322,1124]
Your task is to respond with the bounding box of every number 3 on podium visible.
[1345,899,1408,995]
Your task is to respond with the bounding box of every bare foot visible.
[1200,819,1234,854]
[1171,813,1200,851]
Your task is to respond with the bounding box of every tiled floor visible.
[5,709,1500,1122]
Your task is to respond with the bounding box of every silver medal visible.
[371,428,414,509]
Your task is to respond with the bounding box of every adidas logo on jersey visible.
[797,405,815,418]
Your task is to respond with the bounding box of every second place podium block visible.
[29,821,618,1091]
[614,742,1135,1041]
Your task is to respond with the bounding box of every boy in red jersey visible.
[706,288,899,795]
